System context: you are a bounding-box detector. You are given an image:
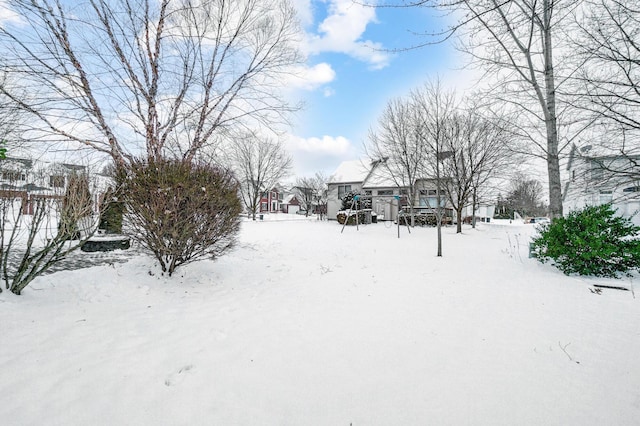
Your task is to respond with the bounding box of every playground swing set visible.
[340,194,412,239]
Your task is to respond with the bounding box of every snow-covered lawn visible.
[1,218,639,425]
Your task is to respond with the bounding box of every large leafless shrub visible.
[118,158,242,276]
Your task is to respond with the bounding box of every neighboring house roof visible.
[282,193,300,204]
[59,163,86,172]
[330,158,405,189]
[2,157,33,170]
[329,160,371,184]
[362,159,398,189]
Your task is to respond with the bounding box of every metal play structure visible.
[340,194,411,238]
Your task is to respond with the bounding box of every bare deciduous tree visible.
[575,0,640,137]
[230,132,292,220]
[442,104,512,232]
[572,0,640,181]
[448,0,569,218]
[373,0,573,218]
[294,177,315,217]
[0,71,25,158]
[294,172,330,218]
[0,0,302,165]
[311,172,329,220]
[412,80,458,256]
[504,172,548,218]
[367,96,426,224]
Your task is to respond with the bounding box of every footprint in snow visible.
[164,364,194,387]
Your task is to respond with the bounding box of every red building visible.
[259,187,282,213]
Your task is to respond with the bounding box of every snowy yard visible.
[1,217,639,425]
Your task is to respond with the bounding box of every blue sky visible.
[286,0,475,177]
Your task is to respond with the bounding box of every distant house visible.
[327,159,461,222]
[326,160,371,220]
[563,145,640,224]
[258,187,283,213]
[281,192,302,214]
[0,156,107,215]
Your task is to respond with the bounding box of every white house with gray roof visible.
[327,159,458,222]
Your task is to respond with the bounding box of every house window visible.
[338,185,351,199]
[377,190,393,196]
[419,189,444,207]
[623,186,640,193]
[260,202,268,211]
[590,164,604,181]
[2,171,26,181]
[50,175,65,188]
[599,190,613,205]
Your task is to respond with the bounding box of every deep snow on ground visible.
[1,217,639,425]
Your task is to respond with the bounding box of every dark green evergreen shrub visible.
[99,187,124,234]
[531,204,640,277]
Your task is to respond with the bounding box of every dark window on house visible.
[261,202,268,211]
[50,175,65,188]
[338,185,351,199]
[377,190,393,196]
[623,186,640,193]
[599,190,613,204]
[590,164,604,181]
[2,171,26,181]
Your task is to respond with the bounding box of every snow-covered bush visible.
[119,158,242,276]
[531,204,640,278]
[340,191,366,211]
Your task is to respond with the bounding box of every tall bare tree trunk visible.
[543,1,563,218]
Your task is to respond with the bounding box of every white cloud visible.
[0,1,22,24]
[305,0,390,70]
[286,62,336,91]
[323,87,335,97]
[289,135,351,156]
[289,0,314,28]
[287,134,358,176]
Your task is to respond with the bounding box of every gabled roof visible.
[329,158,405,189]
[2,157,33,169]
[282,193,299,204]
[329,160,371,184]
[362,159,398,189]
